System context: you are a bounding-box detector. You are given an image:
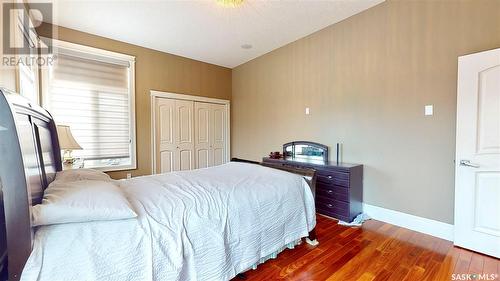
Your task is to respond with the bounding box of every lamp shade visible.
[56,125,82,150]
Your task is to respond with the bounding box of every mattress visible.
[21,162,316,281]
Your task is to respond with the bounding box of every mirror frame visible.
[282,141,329,162]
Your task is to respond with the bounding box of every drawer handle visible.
[326,203,333,208]
[327,190,333,194]
[327,175,333,179]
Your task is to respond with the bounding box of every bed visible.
[0,88,317,281]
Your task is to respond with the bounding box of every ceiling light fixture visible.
[241,44,252,49]
[216,0,244,7]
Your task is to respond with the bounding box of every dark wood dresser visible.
[262,157,363,222]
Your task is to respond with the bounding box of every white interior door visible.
[211,103,226,166]
[155,98,176,173]
[175,100,194,171]
[195,102,211,169]
[455,48,500,258]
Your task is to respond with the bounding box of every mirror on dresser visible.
[283,141,329,162]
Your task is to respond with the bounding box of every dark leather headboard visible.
[0,88,62,281]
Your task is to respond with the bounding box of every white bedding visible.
[21,162,316,281]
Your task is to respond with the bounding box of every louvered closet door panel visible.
[211,103,226,166]
[195,102,210,169]
[156,98,176,173]
[175,100,194,171]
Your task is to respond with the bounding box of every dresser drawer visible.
[316,183,349,202]
[317,170,349,180]
[315,196,350,217]
[316,172,350,187]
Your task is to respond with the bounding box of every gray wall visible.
[231,0,500,224]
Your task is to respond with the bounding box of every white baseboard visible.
[362,203,454,241]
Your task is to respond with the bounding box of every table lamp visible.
[56,125,82,165]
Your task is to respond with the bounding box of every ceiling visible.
[49,0,383,68]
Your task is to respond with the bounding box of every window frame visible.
[42,39,137,172]
[12,4,41,104]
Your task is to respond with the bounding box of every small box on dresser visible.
[262,157,363,222]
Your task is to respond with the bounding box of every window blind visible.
[47,51,132,162]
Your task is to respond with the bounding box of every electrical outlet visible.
[126,173,132,179]
[305,107,310,115]
[424,105,433,116]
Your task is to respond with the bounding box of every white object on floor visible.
[22,162,316,281]
[305,237,319,246]
[338,213,370,227]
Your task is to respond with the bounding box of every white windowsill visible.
[82,163,137,172]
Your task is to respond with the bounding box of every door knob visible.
[459,160,480,168]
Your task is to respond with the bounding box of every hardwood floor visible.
[232,215,499,281]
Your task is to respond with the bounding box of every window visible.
[43,40,136,171]
[12,6,40,103]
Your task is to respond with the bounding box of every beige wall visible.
[37,23,232,179]
[232,0,500,224]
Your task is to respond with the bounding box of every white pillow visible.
[54,169,112,183]
[32,180,137,226]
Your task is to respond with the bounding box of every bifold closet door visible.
[155,98,194,173]
[175,100,195,171]
[211,103,226,166]
[156,98,175,173]
[194,102,227,169]
[194,102,211,168]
